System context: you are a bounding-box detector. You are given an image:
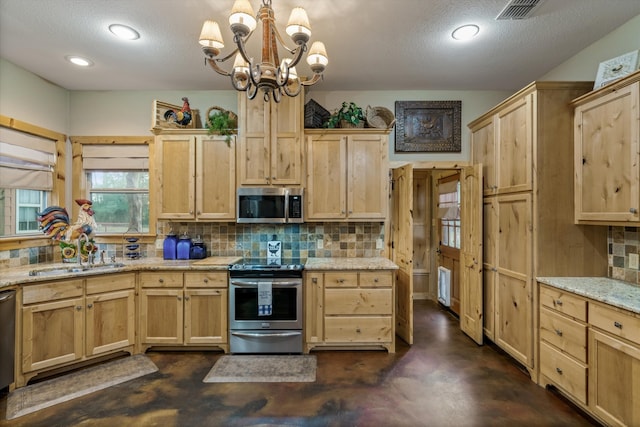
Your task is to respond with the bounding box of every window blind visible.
[437,179,460,219]
[0,127,56,190]
[82,144,149,170]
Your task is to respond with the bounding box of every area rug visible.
[5,354,158,420]
[203,355,316,383]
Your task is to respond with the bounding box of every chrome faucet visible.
[77,233,89,266]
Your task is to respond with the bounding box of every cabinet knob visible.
[356,328,361,333]
[87,303,93,309]
[374,278,379,282]
[554,299,563,306]
[556,367,563,375]
[76,306,82,311]
[348,210,353,214]
[184,296,190,301]
[159,278,164,283]
[312,277,317,284]
[204,278,209,283]
[177,296,182,301]
[614,321,623,329]
[555,329,563,336]
[630,208,638,214]
[338,279,344,283]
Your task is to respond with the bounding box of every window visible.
[87,171,149,233]
[16,189,48,233]
[438,177,460,250]
[80,142,150,234]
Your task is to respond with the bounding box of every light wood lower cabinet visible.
[305,270,395,353]
[538,283,640,426]
[19,273,136,387]
[139,271,228,351]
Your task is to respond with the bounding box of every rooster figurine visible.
[163,97,192,126]
[37,199,98,261]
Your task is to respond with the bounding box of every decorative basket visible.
[304,99,330,128]
[366,106,396,129]
[206,106,238,128]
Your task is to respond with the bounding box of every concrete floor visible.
[1,300,599,426]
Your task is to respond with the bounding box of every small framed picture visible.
[593,50,639,90]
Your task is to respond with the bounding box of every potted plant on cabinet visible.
[325,102,365,128]
[206,107,237,146]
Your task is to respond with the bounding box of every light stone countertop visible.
[537,277,640,315]
[304,257,399,271]
[0,256,242,289]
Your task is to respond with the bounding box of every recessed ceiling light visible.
[109,24,140,40]
[66,55,93,67]
[451,24,480,41]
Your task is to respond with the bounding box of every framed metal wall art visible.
[395,100,461,152]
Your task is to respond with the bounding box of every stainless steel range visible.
[228,258,304,354]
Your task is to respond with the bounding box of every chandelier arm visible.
[230,74,250,92]
[271,88,281,103]
[247,84,259,100]
[233,34,254,66]
[300,73,323,87]
[282,79,302,97]
[206,58,232,77]
[249,63,261,87]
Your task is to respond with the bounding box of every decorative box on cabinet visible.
[305,269,395,353]
[19,273,135,387]
[305,129,389,221]
[470,81,608,375]
[572,70,640,225]
[139,271,228,352]
[237,93,303,186]
[153,129,236,220]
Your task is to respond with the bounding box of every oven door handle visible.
[231,331,302,338]
[229,280,301,287]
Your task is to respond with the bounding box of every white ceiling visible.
[1,0,639,92]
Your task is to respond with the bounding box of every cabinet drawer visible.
[324,316,393,343]
[359,271,392,287]
[540,341,587,405]
[590,302,640,345]
[324,272,358,288]
[325,288,392,315]
[184,271,227,288]
[540,307,587,363]
[23,279,84,305]
[540,285,587,321]
[86,273,135,294]
[140,271,183,288]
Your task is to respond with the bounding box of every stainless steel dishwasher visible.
[0,290,16,390]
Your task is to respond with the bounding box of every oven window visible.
[239,195,285,219]
[234,287,297,320]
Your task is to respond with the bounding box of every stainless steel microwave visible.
[236,187,304,224]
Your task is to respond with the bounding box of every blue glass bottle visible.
[163,232,177,260]
[176,233,192,260]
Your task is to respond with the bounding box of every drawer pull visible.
[356,328,361,333]
[555,329,563,337]
[338,279,344,283]
[556,367,563,375]
[614,321,623,329]
[204,278,209,283]
[374,278,379,283]
[159,278,164,283]
[554,299,563,306]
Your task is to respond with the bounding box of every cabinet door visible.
[140,289,183,344]
[270,96,303,185]
[348,134,388,219]
[238,95,270,185]
[495,193,533,368]
[22,297,84,372]
[482,197,498,339]
[196,135,236,220]
[156,134,196,219]
[496,94,532,194]
[184,289,227,344]
[306,134,347,220]
[85,289,135,356]
[575,82,640,223]
[471,116,497,194]
[589,329,640,426]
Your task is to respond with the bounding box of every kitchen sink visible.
[29,263,126,276]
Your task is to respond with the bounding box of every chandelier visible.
[199,0,329,102]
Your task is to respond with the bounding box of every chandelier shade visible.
[199,0,328,102]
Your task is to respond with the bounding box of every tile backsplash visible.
[1,222,385,269]
[609,226,640,284]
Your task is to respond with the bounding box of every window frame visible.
[71,136,156,245]
[0,115,66,250]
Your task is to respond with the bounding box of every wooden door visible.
[305,134,347,220]
[185,289,227,345]
[391,163,414,344]
[437,173,461,315]
[85,289,135,356]
[196,135,236,220]
[22,297,84,372]
[140,289,183,344]
[496,94,532,194]
[348,134,388,220]
[460,165,484,344]
[156,134,195,219]
[271,95,303,185]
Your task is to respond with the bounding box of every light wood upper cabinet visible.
[306,129,389,221]
[155,130,236,221]
[237,94,303,186]
[471,116,497,194]
[573,72,640,225]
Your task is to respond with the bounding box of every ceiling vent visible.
[496,0,545,20]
